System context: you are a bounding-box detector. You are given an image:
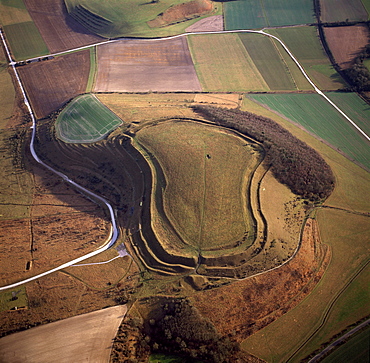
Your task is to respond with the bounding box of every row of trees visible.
[146,298,241,362]
[193,106,335,201]
[342,43,370,91]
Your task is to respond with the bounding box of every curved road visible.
[0,29,119,291]
[0,25,369,291]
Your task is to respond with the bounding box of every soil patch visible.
[94,37,201,92]
[24,0,102,54]
[17,50,90,119]
[324,25,370,69]
[185,14,223,32]
[148,0,213,28]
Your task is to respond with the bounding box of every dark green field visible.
[321,327,370,363]
[224,0,314,30]
[3,21,48,60]
[55,94,123,143]
[247,92,370,170]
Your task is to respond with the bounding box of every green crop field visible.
[136,120,260,252]
[188,33,269,92]
[320,0,368,22]
[321,327,370,363]
[247,93,370,170]
[3,21,49,60]
[224,0,314,30]
[64,0,221,38]
[55,94,123,143]
[362,0,370,18]
[238,33,298,90]
[266,26,346,90]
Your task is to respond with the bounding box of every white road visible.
[0,24,369,291]
[0,29,120,291]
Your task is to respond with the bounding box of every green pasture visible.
[3,21,49,60]
[188,33,269,92]
[362,0,370,18]
[86,46,97,92]
[238,33,298,90]
[320,0,368,22]
[136,120,258,252]
[224,0,314,30]
[55,94,123,143]
[247,93,370,170]
[0,286,28,312]
[266,26,346,90]
[321,327,370,363]
[64,0,221,38]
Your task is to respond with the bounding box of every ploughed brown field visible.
[324,25,370,69]
[94,37,202,92]
[17,50,90,119]
[0,161,109,287]
[24,0,102,54]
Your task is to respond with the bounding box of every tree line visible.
[193,105,335,201]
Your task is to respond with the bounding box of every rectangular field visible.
[94,37,201,92]
[0,0,32,26]
[323,25,370,69]
[267,26,347,90]
[188,33,269,92]
[24,0,103,54]
[55,94,123,143]
[238,33,298,90]
[320,0,368,22]
[224,0,314,30]
[17,50,91,118]
[247,93,370,170]
[3,21,49,60]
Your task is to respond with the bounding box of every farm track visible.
[1,23,369,287]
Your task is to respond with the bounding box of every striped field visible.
[55,94,123,143]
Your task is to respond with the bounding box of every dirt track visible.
[0,305,127,363]
[94,37,202,92]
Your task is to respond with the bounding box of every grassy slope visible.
[246,93,370,170]
[188,33,269,92]
[64,0,221,38]
[321,327,370,363]
[135,121,257,251]
[240,97,370,362]
[267,26,346,90]
[320,0,368,22]
[55,94,123,143]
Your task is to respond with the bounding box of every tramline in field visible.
[55,94,123,143]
